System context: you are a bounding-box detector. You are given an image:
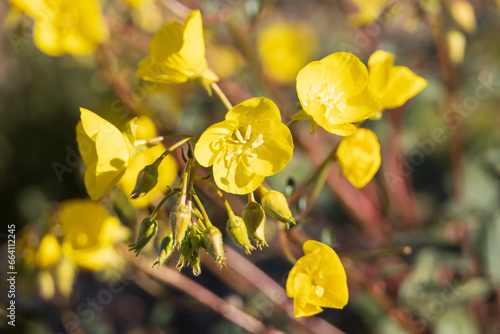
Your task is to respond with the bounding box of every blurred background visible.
[1,0,500,333]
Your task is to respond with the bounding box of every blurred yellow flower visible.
[194,97,293,194]
[137,10,218,87]
[122,0,149,7]
[368,50,427,110]
[449,0,476,33]
[337,128,381,189]
[76,108,135,200]
[349,0,388,26]
[447,30,466,65]
[118,116,178,208]
[20,0,109,56]
[206,43,244,79]
[35,234,62,270]
[257,21,319,84]
[297,52,380,136]
[286,240,348,317]
[59,199,130,271]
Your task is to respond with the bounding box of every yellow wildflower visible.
[118,116,177,208]
[76,108,135,200]
[257,21,319,84]
[286,240,348,318]
[137,10,218,87]
[35,234,62,270]
[59,199,130,271]
[27,0,109,56]
[336,128,381,189]
[368,50,427,110]
[297,52,381,136]
[194,97,293,194]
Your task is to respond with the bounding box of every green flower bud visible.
[202,225,226,268]
[129,164,159,199]
[261,190,295,227]
[190,252,201,276]
[176,236,192,271]
[153,235,174,268]
[227,214,255,254]
[129,216,158,256]
[242,201,268,249]
[170,204,191,249]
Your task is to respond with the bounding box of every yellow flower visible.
[27,0,109,56]
[59,199,130,271]
[137,10,218,87]
[194,97,293,194]
[297,52,380,136]
[118,116,178,208]
[286,240,348,317]
[257,21,319,84]
[368,50,427,110]
[336,128,381,189]
[76,108,135,200]
[35,234,62,270]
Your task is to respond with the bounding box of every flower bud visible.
[170,204,191,249]
[242,202,268,249]
[227,214,255,254]
[261,190,295,227]
[153,235,174,268]
[202,225,226,268]
[129,216,158,256]
[129,164,159,199]
[176,236,193,271]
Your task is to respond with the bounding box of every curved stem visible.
[210,82,233,111]
[150,188,180,219]
[154,137,197,168]
[192,193,213,228]
[195,177,234,216]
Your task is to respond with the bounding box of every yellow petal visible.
[212,152,265,195]
[36,234,61,270]
[369,50,427,109]
[292,273,324,317]
[194,119,238,167]
[77,108,130,200]
[337,128,381,188]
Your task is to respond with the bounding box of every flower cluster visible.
[67,8,428,320]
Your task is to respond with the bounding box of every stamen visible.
[245,125,251,141]
[225,149,243,161]
[234,129,246,144]
[243,150,257,158]
[249,134,264,150]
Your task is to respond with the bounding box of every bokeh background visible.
[1,0,500,333]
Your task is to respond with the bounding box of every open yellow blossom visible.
[76,108,135,200]
[257,21,319,84]
[59,199,130,271]
[286,240,348,317]
[337,128,381,189]
[118,116,178,208]
[194,97,293,194]
[137,10,218,87]
[368,50,427,110]
[297,52,381,136]
[27,0,109,56]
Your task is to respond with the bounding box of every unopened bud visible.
[129,164,158,199]
[242,202,268,249]
[170,204,191,249]
[176,236,192,270]
[129,217,158,256]
[202,225,226,268]
[153,235,173,268]
[261,190,295,227]
[227,215,255,254]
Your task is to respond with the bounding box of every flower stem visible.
[150,188,180,220]
[153,137,197,168]
[210,82,233,111]
[179,159,192,205]
[195,177,234,216]
[192,193,212,228]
